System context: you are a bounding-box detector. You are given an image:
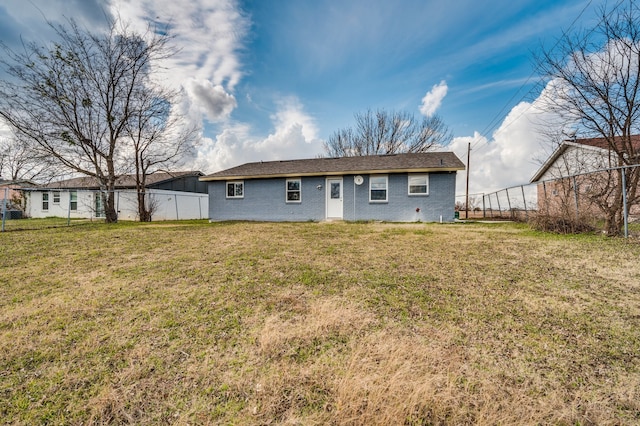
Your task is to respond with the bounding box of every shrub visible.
[528,213,597,234]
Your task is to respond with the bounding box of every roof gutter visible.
[199,167,465,182]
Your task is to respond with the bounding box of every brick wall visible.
[208,172,458,222]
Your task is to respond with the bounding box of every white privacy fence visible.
[2,187,209,231]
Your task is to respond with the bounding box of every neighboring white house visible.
[529,137,637,183]
[24,171,208,221]
[530,135,640,217]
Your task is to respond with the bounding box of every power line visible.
[456,0,635,207]
[466,0,597,157]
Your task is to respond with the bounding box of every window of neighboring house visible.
[226,181,244,198]
[53,191,61,204]
[369,175,388,202]
[94,192,105,217]
[286,178,301,202]
[408,174,429,195]
[70,191,78,211]
[42,193,49,211]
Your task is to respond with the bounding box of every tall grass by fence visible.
[457,164,640,237]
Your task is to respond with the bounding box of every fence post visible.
[1,188,8,232]
[572,176,579,219]
[495,193,501,217]
[175,195,179,220]
[505,188,512,218]
[521,185,528,220]
[67,189,72,226]
[482,193,486,218]
[622,170,629,238]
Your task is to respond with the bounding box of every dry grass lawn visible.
[1,220,639,425]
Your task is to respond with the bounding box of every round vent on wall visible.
[354,175,364,185]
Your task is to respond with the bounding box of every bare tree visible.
[323,109,451,157]
[0,17,181,223]
[123,49,198,221]
[0,136,63,183]
[536,0,640,236]
[0,137,35,181]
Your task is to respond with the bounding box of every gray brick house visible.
[200,152,465,222]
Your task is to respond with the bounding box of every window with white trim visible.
[286,178,301,202]
[226,181,244,198]
[70,191,78,211]
[94,192,105,217]
[408,174,429,195]
[53,191,61,204]
[42,193,49,211]
[369,175,388,202]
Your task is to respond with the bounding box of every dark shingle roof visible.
[41,171,203,189]
[574,135,640,151]
[200,152,465,181]
[0,179,37,187]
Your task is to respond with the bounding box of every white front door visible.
[326,177,343,219]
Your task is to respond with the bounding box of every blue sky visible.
[0,0,608,195]
[236,0,578,136]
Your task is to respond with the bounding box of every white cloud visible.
[109,0,248,133]
[3,0,325,176]
[111,0,248,89]
[269,97,320,143]
[419,80,448,117]
[455,36,640,201]
[184,79,237,122]
[195,97,324,173]
[450,81,566,198]
[0,119,13,140]
[108,0,274,175]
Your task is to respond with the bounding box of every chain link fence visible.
[457,185,537,222]
[5,167,640,236]
[456,165,640,238]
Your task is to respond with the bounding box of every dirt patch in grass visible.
[1,221,639,424]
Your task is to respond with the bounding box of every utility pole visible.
[465,142,470,220]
